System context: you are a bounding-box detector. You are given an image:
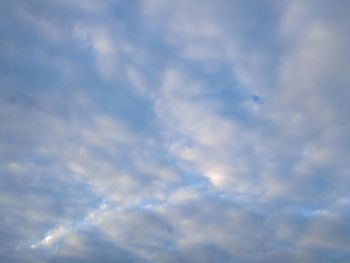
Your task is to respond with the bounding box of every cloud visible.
[1,0,350,262]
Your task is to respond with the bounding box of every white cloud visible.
[1,0,350,262]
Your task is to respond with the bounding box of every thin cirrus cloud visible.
[0,0,350,262]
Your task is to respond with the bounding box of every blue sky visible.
[1,0,350,262]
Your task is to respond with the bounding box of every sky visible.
[0,0,350,262]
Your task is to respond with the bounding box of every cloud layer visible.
[1,0,350,262]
